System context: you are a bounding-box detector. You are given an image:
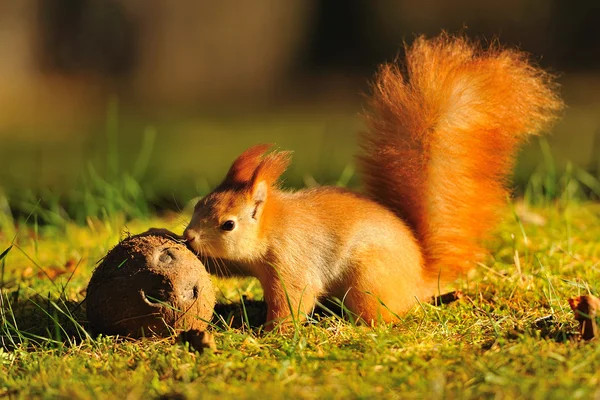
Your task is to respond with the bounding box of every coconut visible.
[86,229,216,338]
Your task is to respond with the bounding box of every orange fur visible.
[359,34,563,284]
[223,144,273,185]
[185,34,563,328]
[251,150,293,188]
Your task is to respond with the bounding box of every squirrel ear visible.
[224,144,273,185]
[251,150,292,188]
[252,180,267,203]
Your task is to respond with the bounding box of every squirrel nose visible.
[183,229,197,243]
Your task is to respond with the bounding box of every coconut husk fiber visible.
[86,229,216,338]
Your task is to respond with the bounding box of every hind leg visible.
[333,246,424,325]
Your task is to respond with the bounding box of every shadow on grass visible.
[0,291,89,350]
[0,288,271,349]
[1,288,365,350]
[2,288,581,350]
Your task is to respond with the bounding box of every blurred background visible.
[1,0,599,220]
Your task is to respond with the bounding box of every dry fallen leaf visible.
[37,259,80,280]
[21,266,34,279]
[568,295,600,341]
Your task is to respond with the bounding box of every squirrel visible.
[184,34,563,328]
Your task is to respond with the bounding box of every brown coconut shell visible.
[86,229,216,338]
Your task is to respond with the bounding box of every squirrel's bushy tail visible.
[359,34,563,283]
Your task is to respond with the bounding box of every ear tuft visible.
[224,144,274,185]
[252,150,292,187]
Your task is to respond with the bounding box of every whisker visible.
[217,256,228,277]
[172,193,183,213]
[205,243,222,276]
[178,217,190,229]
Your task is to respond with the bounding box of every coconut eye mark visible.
[220,220,236,231]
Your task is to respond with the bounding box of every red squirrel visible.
[184,34,563,327]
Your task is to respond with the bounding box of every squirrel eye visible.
[220,220,236,231]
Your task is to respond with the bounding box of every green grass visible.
[1,195,599,398]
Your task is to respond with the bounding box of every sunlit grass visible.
[1,195,599,398]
